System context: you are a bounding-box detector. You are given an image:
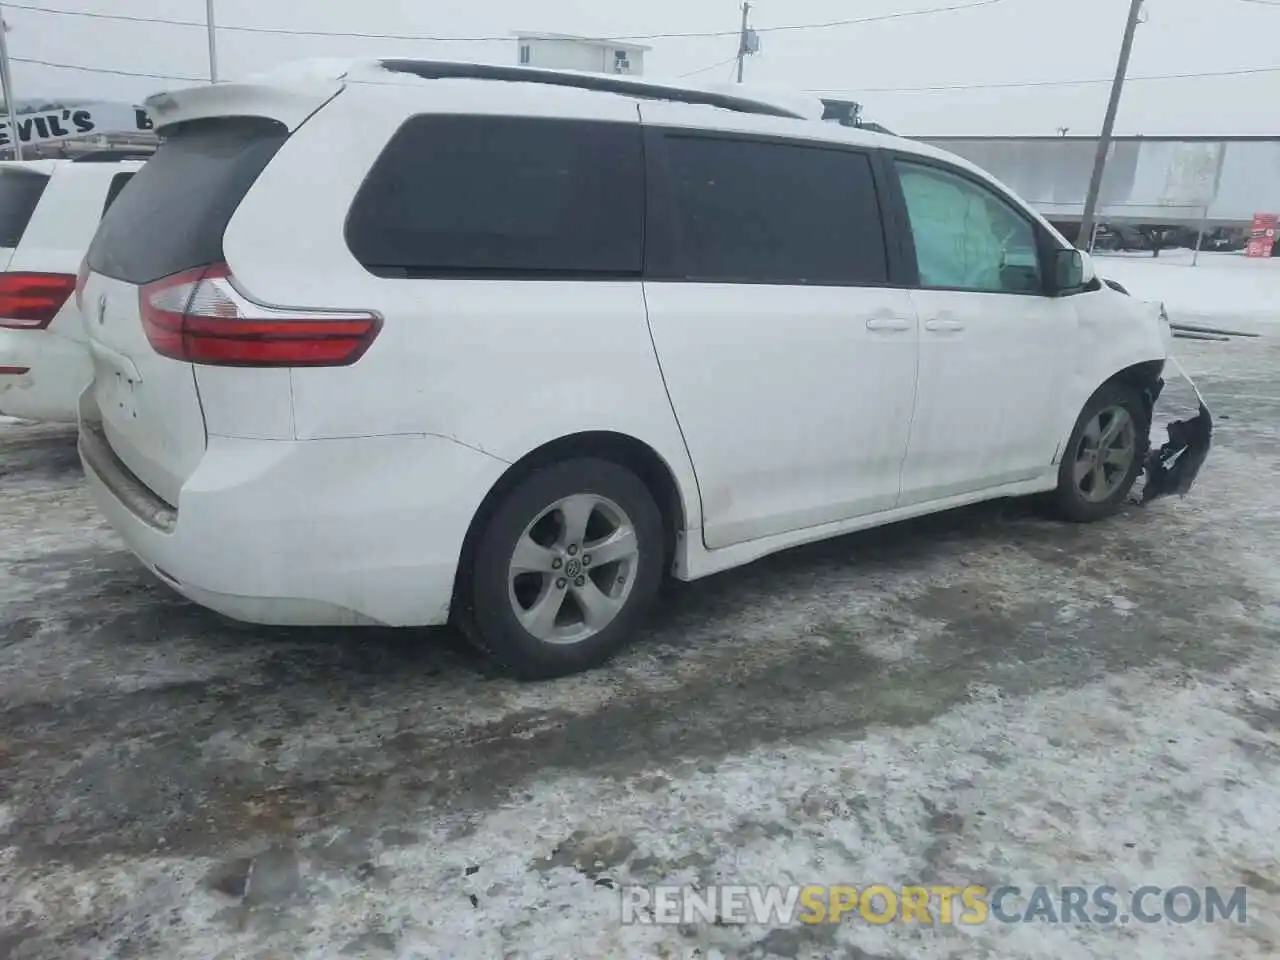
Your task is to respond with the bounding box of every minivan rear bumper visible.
[79,400,509,627]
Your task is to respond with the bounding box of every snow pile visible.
[242,58,368,85]
[700,80,827,120]
[1094,250,1279,329]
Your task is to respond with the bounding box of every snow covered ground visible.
[1,276,1277,958]
[1093,250,1279,331]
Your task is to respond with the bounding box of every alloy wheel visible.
[507,493,640,645]
[1072,405,1137,503]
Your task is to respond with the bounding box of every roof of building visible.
[512,32,652,52]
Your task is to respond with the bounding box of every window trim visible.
[101,171,135,216]
[342,114,647,282]
[87,116,289,285]
[642,126,901,288]
[883,151,1062,298]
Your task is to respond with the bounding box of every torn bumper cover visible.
[1141,355,1213,503]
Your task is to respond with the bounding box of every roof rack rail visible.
[377,59,807,120]
[71,149,156,163]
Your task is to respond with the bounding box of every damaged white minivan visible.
[76,60,1210,678]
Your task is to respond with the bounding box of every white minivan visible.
[76,60,1209,678]
[0,155,145,421]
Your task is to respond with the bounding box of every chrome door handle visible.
[866,316,912,332]
[925,318,966,332]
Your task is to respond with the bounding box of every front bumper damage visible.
[1140,354,1213,504]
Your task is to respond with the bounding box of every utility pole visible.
[1077,0,1144,250]
[0,6,22,160]
[206,0,219,82]
[736,2,751,83]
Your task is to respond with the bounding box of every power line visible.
[809,64,1280,95]
[21,54,1279,93]
[0,0,1008,43]
[3,2,508,41]
[16,53,1280,92]
[751,0,1006,35]
[1233,0,1280,6]
[11,56,202,81]
[19,50,746,83]
[679,55,741,79]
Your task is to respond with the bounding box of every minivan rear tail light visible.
[139,263,381,367]
[0,272,77,329]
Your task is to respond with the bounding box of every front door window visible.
[896,160,1043,295]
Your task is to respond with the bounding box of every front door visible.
[890,158,1075,506]
[639,112,919,549]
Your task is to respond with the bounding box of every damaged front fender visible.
[1141,354,1213,503]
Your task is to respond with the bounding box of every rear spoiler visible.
[143,78,346,134]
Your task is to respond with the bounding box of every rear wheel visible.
[461,458,664,679]
[1051,383,1147,523]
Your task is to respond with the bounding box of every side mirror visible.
[1053,248,1087,293]
[1080,251,1097,284]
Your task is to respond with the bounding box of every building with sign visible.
[514,32,649,76]
[1,99,157,159]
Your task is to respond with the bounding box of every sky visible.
[4,0,1279,136]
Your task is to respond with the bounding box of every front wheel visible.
[1051,383,1148,523]
[461,458,665,680]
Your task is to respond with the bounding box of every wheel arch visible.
[1051,359,1162,520]
[1055,358,1166,466]
[451,431,690,616]
[1104,358,1165,424]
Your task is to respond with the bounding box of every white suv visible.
[0,154,146,421]
[76,60,1208,678]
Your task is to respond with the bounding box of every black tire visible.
[1051,381,1149,523]
[460,457,665,680]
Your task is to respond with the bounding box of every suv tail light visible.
[139,263,381,367]
[0,272,77,330]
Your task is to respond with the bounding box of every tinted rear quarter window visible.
[649,134,888,286]
[0,169,50,249]
[101,172,135,215]
[346,115,645,278]
[87,117,287,284]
